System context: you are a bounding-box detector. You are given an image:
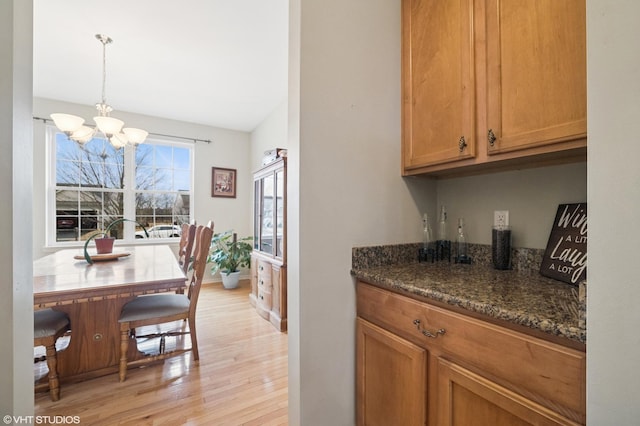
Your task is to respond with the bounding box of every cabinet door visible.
[436,358,579,426]
[402,0,476,171]
[357,318,427,426]
[249,255,258,307]
[259,173,275,255]
[274,168,285,258]
[486,0,586,154]
[269,264,287,332]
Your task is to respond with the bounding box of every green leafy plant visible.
[83,218,148,264]
[208,230,253,275]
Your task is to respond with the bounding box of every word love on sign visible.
[540,203,587,285]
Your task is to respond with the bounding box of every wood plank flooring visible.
[34,281,289,425]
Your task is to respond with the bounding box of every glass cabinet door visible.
[260,173,275,255]
[253,158,286,259]
[275,169,285,258]
[253,179,261,250]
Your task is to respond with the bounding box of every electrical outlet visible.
[494,210,509,228]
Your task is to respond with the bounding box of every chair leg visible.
[189,314,199,361]
[119,324,130,382]
[159,335,166,354]
[44,343,61,401]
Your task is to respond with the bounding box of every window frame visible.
[45,125,194,247]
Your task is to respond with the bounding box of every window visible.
[47,126,193,245]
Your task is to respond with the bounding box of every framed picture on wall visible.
[211,167,237,198]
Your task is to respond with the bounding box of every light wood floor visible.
[34,281,289,425]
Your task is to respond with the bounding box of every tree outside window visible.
[51,130,193,244]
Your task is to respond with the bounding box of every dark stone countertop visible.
[352,244,586,344]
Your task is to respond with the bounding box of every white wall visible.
[32,98,253,262]
[436,162,587,249]
[587,0,640,423]
[288,0,437,424]
[1,0,34,416]
[250,98,288,171]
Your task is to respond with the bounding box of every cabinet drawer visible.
[257,260,272,288]
[258,287,272,305]
[357,281,585,420]
[256,288,272,320]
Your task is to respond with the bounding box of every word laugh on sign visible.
[540,203,587,285]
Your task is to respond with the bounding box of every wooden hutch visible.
[250,153,287,332]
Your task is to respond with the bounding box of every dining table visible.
[33,245,187,383]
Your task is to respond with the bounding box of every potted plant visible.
[83,218,148,264]
[208,230,253,289]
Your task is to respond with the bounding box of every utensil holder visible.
[492,227,511,270]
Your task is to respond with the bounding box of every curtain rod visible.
[32,116,212,144]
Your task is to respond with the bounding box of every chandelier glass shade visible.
[50,34,148,148]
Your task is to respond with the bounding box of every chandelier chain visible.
[96,34,113,116]
[101,36,107,106]
[50,33,148,148]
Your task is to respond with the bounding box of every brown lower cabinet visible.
[356,281,585,426]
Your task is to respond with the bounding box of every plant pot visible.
[221,270,241,289]
[94,237,115,254]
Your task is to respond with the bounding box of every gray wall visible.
[288,1,437,424]
[1,0,34,416]
[587,0,640,423]
[435,162,587,249]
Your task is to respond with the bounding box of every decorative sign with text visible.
[540,203,587,285]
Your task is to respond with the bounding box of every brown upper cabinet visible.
[402,0,587,177]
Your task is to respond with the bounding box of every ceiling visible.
[33,0,289,133]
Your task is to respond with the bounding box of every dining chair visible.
[118,224,214,382]
[178,223,197,274]
[177,223,189,257]
[34,308,71,401]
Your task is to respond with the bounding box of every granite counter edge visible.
[352,268,586,345]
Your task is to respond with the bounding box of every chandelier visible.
[50,34,148,148]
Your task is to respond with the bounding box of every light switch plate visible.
[494,210,509,228]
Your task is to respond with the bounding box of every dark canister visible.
[492,226,512,270]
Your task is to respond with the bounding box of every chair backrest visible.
[178,223,197,274]
[206,220,214,230]
[178,223,189,253]
[187,224,214,316]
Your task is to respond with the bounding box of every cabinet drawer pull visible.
[488,129,496,147]
[458,136,467,152]
[259,265,264,271]
[413,319,446,338]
